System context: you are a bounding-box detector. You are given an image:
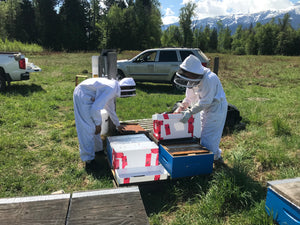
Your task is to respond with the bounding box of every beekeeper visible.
[73,77,136,165]
[174,55,228,162]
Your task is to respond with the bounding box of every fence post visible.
[213,57,219,76]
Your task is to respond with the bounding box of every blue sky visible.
[160,0,300,24]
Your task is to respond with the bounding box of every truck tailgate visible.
[26,59,41,72]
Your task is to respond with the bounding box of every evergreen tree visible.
[0,1,8,40]
[193,26,210,51]
[217,21,232,52]
[161,25,182,47]
[255,20,278,55]
[179,2,196,47]
[59,0,88,51]
[202,25,211,50]
[231,25,245,55]
[119,5,138,50]
[132,0,161,49]
[209,28,218,52]
[106,4,125,49]
[34,0,61,50]
[245,30,257,55]
[15,0,36,43]
[275,13,297,55]
[4,0,20,40]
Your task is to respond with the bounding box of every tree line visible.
[0,0,299,55]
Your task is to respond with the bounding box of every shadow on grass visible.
[2,83,45,96]
[139,163,266,217]
[85,151,114,180]
[136,82,185,95]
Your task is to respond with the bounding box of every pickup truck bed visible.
[0,52,41,91]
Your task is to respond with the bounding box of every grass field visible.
[0,52,299,224]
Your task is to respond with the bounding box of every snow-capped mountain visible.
[162,3,300,34]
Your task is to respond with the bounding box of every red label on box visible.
[163,114,169,119]
[145,153,151,167]
[113,149,126,169]
[124,178,130,184]
[165,124,171,135]
[122,156,128,169]
[151,148,159,154]
[154,175,160,180]
[153,120,164,140]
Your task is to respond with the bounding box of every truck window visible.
[159,51,178,62]
[180,51,195,61]
[136,51,156,62]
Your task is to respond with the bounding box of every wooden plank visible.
[122,118,153,132]
[172,150,210,156]
[268,177,300,207]
[162,143,209,155]
[119,123,148,135]
[68,187,149,225]
[0,194,70,225]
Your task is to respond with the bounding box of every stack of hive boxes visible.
[152,112,214,178]
[107,134,168,185]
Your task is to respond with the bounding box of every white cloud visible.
[162,16,179,25]
[165,8,175,16]
[162,7,179,24]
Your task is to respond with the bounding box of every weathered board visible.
[161,143,209,156]
[268,177,300,207]
[0,194,70,225]
[67,187,149,225]
[121,119,153,132]
[0,187,149,225]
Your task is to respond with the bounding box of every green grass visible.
[0,52,299,224]
[0,39,43,53]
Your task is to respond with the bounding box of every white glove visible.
[180,103,203,123]
[180,111,192,123]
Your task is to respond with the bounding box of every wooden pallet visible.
[0,187,149,225]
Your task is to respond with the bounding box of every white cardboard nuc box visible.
[106,134,168,185]
[152,112,201,140]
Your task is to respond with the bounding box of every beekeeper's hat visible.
[119,77,136,97]
[174,55,204,88]
[179,54,204,75]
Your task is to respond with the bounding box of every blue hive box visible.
[158,142,214,178]
[265,177,300,225]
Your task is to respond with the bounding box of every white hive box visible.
[113,165,168,185]
[152,112,201,141]
[106,134,169,185]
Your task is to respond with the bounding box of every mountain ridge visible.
[162,4,300,34]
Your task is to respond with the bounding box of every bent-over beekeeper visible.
[73,77,136,168]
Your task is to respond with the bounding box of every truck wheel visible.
[0,75,6,91]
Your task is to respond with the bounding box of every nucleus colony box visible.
[106,134,168,185]
[152,112,201,141]
[159,141,214,178]
[265,177,300,225]
[152,112,214,179]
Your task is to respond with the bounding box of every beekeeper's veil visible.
[119,78,136,97]
[174,54,204,88]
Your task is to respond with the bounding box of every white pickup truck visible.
[0,52,41,91]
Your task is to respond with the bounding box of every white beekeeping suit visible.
[174,55,228,161]
[73,77,135,163]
